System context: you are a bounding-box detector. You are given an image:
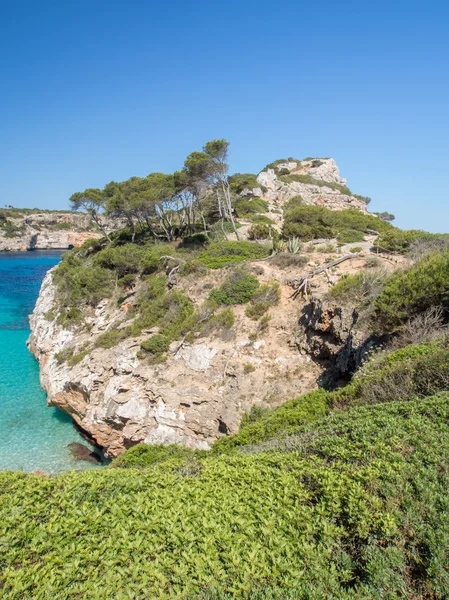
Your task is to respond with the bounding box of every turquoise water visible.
[0,252,101,474]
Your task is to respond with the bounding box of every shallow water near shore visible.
[0,251,102,474]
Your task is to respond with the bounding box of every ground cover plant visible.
[2,390,449,598]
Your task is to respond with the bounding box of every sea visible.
[0,251,102,473]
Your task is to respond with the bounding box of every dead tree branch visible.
[287,253,361,300]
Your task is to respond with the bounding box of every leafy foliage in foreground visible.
[2,393,449,598]
[373,250,449,332]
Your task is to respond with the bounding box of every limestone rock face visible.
[0,212,117,251]
[255,158,368,212]
[28,267,320,457]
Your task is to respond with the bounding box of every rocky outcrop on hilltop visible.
[28,263,321,457]
[26,156,383,456]
[251,158,369,212]
[0,211,116,251]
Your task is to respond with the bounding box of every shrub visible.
[179,259,209,277]
[233,197,269,218]
[328,268,387,304]
[199,241,270,269]
[245,282,280,320]
[283,195,304,210]
[95,329,124,349]
[53,253,115,325]
[214,308,235,328]
[350,246,363,253]
[337,229,365,244]
[247,223,270,240]
[140,334,171,358]
[375,229,431,254]
[243,363,256,374]
[118,273,135,288]
[93,244,148,277]
[315,243,337,253]
[270,253,308,270]
[373,251,449,332]
[228,173,260,194]
[209,269,260,305]
[282,206,393,242]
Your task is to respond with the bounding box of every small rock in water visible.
[67,442,102,464]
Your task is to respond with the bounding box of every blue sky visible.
[1,0,448,231]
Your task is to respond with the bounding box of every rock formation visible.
[253,158,369,212]
[26,157,381,457]
[0,211,116,251]
[28,264,321,457]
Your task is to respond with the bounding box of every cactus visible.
[287,237,301,254]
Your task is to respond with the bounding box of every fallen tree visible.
[287,252,361,300]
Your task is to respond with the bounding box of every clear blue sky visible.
[1,0,448,231]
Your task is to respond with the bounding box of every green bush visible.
[233,197,269,217]
[53,253,115,326]
[93,244,148,277]
[328,269,387,304]
[269,253,308,270]
[375,229,442,254]
[245,282,280,320]
[140,334,171,358]
[282,195,303,211]
[214,307,235,328]
[282,206,392,242]
[95,329,124,349]
[228,173,260,194]
[337,228,365,244]
[373,251,449,332]
[247,223,270,240]
[199,241,270,269]
[209,269,260,305]
[179,259,210,276]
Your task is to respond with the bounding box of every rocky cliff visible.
[253,158,369,212]
[26,157,382,457]
[0,210,114,251]
[28,262,323,457]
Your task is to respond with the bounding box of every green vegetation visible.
[214,339,449,452]
[278,172,353,195]
[245,282,280,320]
[233,197,269,217]
[375,228,449,254]
[210,269,260,305]
[3,386,449,597]
[13,144,449,597]
[282,206,392,242]
[228,173,260,194]
[199,241,270,269]
[328,268,387,304]
[95,329,124,349]
[373,250,449,332]
[140,334,171,360]
[247,223,271,240]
